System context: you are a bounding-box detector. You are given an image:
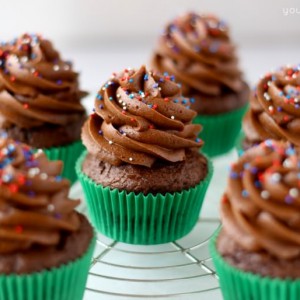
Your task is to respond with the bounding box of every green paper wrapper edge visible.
[193,104,248,157]
[76,152,213,245]
[210,228,300,300]
[42,140,84,184]
[0,236,95,300]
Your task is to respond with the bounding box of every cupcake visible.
[0,33,87,183]
[240,64,300,155]
[151,12,249,157]
[211,139,300,300]
[0,135,95,300]
[77,65,213,245]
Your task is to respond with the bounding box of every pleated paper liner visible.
[0,236,95,300]
[76,152,213,245]
[193,104,248,157]
[42,140,84,184]
[210,229,300,300]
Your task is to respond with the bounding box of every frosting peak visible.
[0,33,86,129]
[151,12,244,97]
[82,65,203,167]
[243,64,300,147]
[221,140,300,259]
[0,136,80,254]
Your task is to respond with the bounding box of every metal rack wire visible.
[84,216,221,299]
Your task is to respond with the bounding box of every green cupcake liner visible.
[42,140,84,184]
[76,152,213,245]
[0,236,95,300]
[193,104,248,157]
[210,229,300,300]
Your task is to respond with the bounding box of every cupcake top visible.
[151,12,244,99]
[0,33,86,129]
[221,139,300,259]
[82,65,203,167]
[0,136,80,255]
[243,64,300,147]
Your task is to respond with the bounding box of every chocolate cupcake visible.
[239,64,300,155]
[211,139,300,299]
[77,65,213,244]
[0,136,95,300]
[151,12,249,156]
[0,33,87,183]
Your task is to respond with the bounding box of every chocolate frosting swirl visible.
[0,33,86,129]
[0,136,80,254]
[243,65,300,148]
[221,139,300,259]
[82,66,203,167]
[151,12,244,99]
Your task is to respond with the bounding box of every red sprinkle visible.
[9,184,19,193]
[10,76,16,82]
[15,225,23,234]
[23,103,29,109]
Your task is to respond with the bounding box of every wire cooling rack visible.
[70,152,233,300]
[85,217,220,299]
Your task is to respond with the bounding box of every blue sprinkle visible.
[152,83,159,88]
[230,171,239,179]
[163,72,169,76]
[109,96,113,101]
[144,74,149,81]
[55,176,62,182]
[31,53,37,59]
[170,75,175,81]
[243,163,251,170]
[96,94,103,100]
[250,167,258,174]
[190,98,195,103]
[56,80,62,85]
[99,104,104,109]
[254,181,262,188]
[242,190,249,198]
[98,130,103,135]
[129,94,134,99]
[277,106,283,112]
[129,78,133,83]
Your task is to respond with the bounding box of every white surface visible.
[65,44,299,299]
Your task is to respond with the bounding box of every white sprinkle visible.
[158,87,162,91]
[295,98,300,103]
[108,141,113,145]
[64,65,70,70]
[30,68,36,73]
[271,173,281,183]
[129,157,133,161]
[261,190,270,199]
[53,65,59,71]
[47,204,55,212]
[20,56,28,63]
[292,73,297,79]
[264,92,271,101]
[171,116,175,120]
[290,188,299,198]
[28,167,40,177]
[117,94,121,98]
[123,106,127,110]
[283,159,293,168]
[267,81,272,87]
[40,173,48,180]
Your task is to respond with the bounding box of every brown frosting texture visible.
[0,33,86,129]
[82,66,203,167]
[151,12,244,100]
[243,65,300,147]
[0,136,80,254]
[221,139,300,260]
